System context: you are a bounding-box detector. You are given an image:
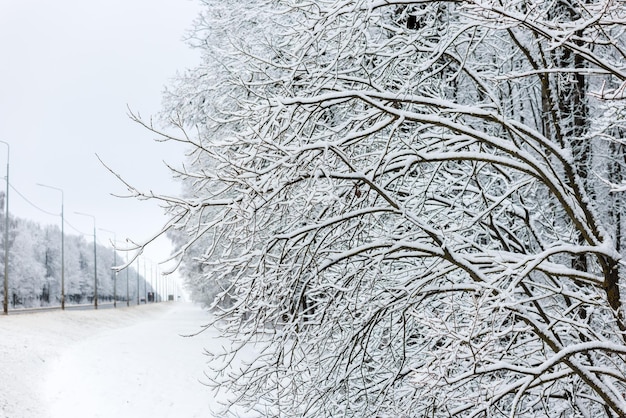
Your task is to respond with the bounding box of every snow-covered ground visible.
[0,302,234,418]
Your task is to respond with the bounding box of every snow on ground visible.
[0,302,240,418]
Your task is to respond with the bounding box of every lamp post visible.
[154,264,159,302]
[0,141,8,315]
[76,212,97,309]
[143,257,147,304]
[126,251,130,307]
[149,260,154,302]
[152,262,156,302]
[136,257,140,305]
[37,183,65,309]
[99,228,117,307]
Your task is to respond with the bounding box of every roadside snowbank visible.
[0,303,221,418]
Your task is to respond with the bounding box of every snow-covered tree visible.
[7,219,46,307]
[0,215,150,307]
[146,0,626,415]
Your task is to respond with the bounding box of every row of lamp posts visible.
[0,140,166,314]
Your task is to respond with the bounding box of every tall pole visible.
[37,183,64,309]
[76,212,97,309]
[113,255,117,307]
[93,222,97,308]
[143,258,147,304]
[136,257,140,305]
[99,228,116,308]
[0,141,8,315]
[155,265,159,302]
[151,261,154,302]
[126,251,129,307]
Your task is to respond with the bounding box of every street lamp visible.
[0,141,8,315]
[75,212,97,309]
[37,183,65,309]
[99,228,117,307]
[136,257,140,305]
[143,257,147,304]
[154,263,159,302]
[126,251,130,307]
[152,263,159,302]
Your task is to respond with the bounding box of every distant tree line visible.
[0,203,152,308]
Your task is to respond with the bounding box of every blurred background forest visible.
[0,191,160,308]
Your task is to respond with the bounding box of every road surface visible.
[0,303,229,418]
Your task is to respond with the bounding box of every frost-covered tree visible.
[145,0,626,416]
[155,0,278,308]
[0,215,150,307]
[7,219,46,307]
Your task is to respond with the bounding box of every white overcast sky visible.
[0,0,202,268]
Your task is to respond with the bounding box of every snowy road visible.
[1,303,225,418]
